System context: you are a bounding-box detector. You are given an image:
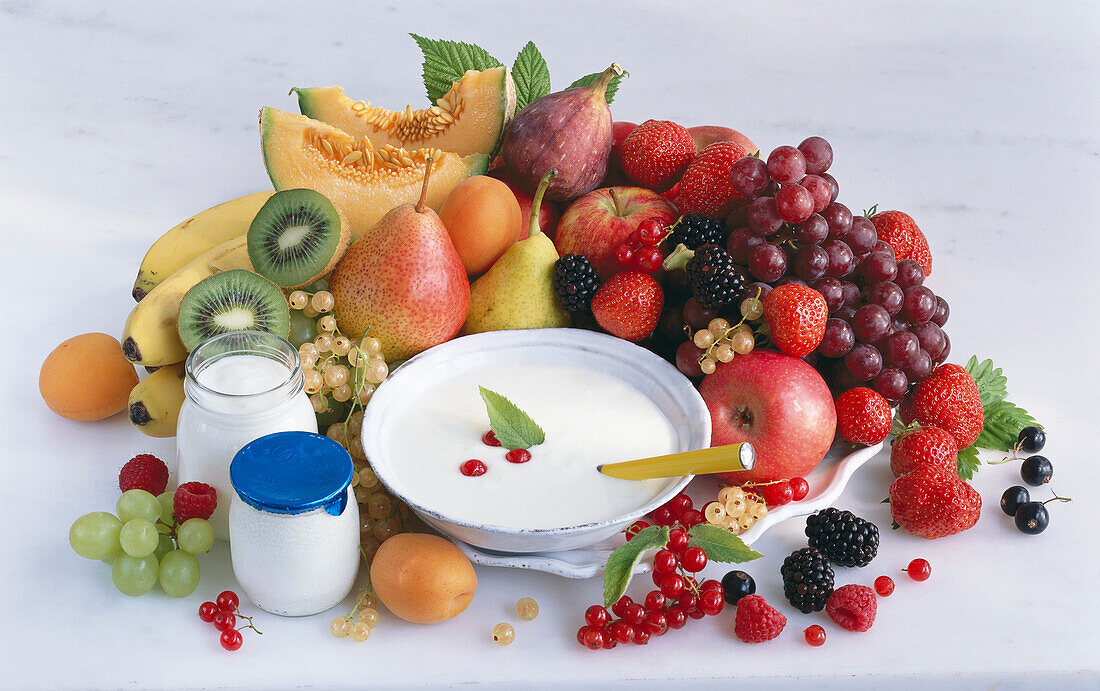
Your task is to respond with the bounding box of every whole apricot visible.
[439,175,522,276]
[371,533,477,623]
[40,333,139,421]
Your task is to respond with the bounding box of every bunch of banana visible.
[128,363,186,437]
[131,191,273,301]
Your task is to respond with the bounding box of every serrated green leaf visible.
[512,41,551,110]
[478,386,545,451]
[957,444,981,480]
[567,71,624,104]
[975,399,1038,452]
[686,524,763,564]
[409,34,503,103]
[603,526,669,607]
[965,356,1008,408]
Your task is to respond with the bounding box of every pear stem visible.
[528,168,557,240]
[415,157,434,214]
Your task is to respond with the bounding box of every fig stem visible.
[588,63,624,97]
[528,168,557,239]
[415,157,434,214]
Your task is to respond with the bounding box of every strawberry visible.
[888,465,981,539]
[870,210,932,275]
[734,594,787,643]
[118,453,169,496]
[590,271,664,342]
[676,141,749,219]
[890,425,958,477]
[174,482,218,525]
[899,363,983,450]
[620,119,696,193]
[834,387,892,445]
[762,284,827,357]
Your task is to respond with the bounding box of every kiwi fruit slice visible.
[177,269,290,351]
[247,189,350,289]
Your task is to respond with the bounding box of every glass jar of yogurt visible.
[229,431,360,616]
[177,330,317,538]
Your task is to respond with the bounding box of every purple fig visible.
[502,63,622,202]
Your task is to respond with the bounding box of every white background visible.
[2,1,1099,688]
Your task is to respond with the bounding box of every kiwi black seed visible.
[177,269,290,351]
[247,188,349,289]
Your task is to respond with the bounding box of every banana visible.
[132,191,274,301]
[128,363,187,438]
[121,235,252,366]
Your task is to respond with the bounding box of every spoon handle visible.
[597,442,755,480]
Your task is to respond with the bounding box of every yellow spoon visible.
[597,442,755,481]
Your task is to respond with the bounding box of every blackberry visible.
[780,547,834,613]
[667,214,729,250]
[553,254,600,313]
[805,508,880,568]
[686,244,748,309]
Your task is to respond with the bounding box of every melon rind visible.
[293,67,516,157]
[260,107,489,239]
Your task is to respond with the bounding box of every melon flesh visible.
[293,67,515,157]
[260,108,489,239]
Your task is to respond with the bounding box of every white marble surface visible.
[3,0,1100,687]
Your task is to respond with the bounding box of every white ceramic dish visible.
[446,439,884,578]
[360,328,711,554]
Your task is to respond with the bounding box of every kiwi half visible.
[177,269,290,351]
[247,188,350,289]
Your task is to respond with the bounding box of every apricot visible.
[371,533,477,623]
[439,175,523,276]
[40,333,139,421]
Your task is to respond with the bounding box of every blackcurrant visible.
[1000,486,1030,516]
[1020,455,1053,486]
[720,570,756,605]
[1017,426,1046,454]
[1014,502,1049,535]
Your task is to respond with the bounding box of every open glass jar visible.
[229,431,360,616]
[176,330,317,538]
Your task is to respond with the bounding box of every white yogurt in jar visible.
[177,333,318,538]
[381,363,678,530]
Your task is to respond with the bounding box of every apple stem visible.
[608,187,624,217]
[415,157,434,214]
[528,169,556,240]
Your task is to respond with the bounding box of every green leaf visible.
[975,399,1038,452]
[511,41,551,110]
[568,71,624,104]
[478,386,545,450]
[603,526,669,607]
[409,34,503,103]
[957,444,981,480]
[686,524,763,564]
[964,356,1008,408]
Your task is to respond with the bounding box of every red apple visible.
[489,168,561,242]
[555,186,678,279]
[700,349,836,484]
[597,121,638,188]
[688,125,758,156]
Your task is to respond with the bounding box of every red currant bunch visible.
[198,590,262,651]
[614,218,668,274]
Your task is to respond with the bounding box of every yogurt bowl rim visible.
[360,328,709,541]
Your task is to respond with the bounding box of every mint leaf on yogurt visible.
[478,386,545,450]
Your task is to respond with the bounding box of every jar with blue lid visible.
[229,431,360,616]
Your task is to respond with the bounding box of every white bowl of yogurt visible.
[361,328,710,554]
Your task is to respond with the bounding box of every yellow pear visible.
[465,169,570,333]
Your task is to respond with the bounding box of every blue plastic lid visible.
[230,431,353,517]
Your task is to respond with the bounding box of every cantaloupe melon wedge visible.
[292,67,516,157]
[260,108,488,239]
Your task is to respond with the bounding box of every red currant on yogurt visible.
[482,430,501,447]
[460,459,487,477]
[505,448,531,464]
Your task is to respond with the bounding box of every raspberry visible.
[666,214,728,251]
[553,254,601,314]
[780,547,835,613]
[805,507,880,567]
[825,584,877,632]
[686,244,748,309]
[733,594,786,643]
[118,454,169,495]
[174,482,218,525]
